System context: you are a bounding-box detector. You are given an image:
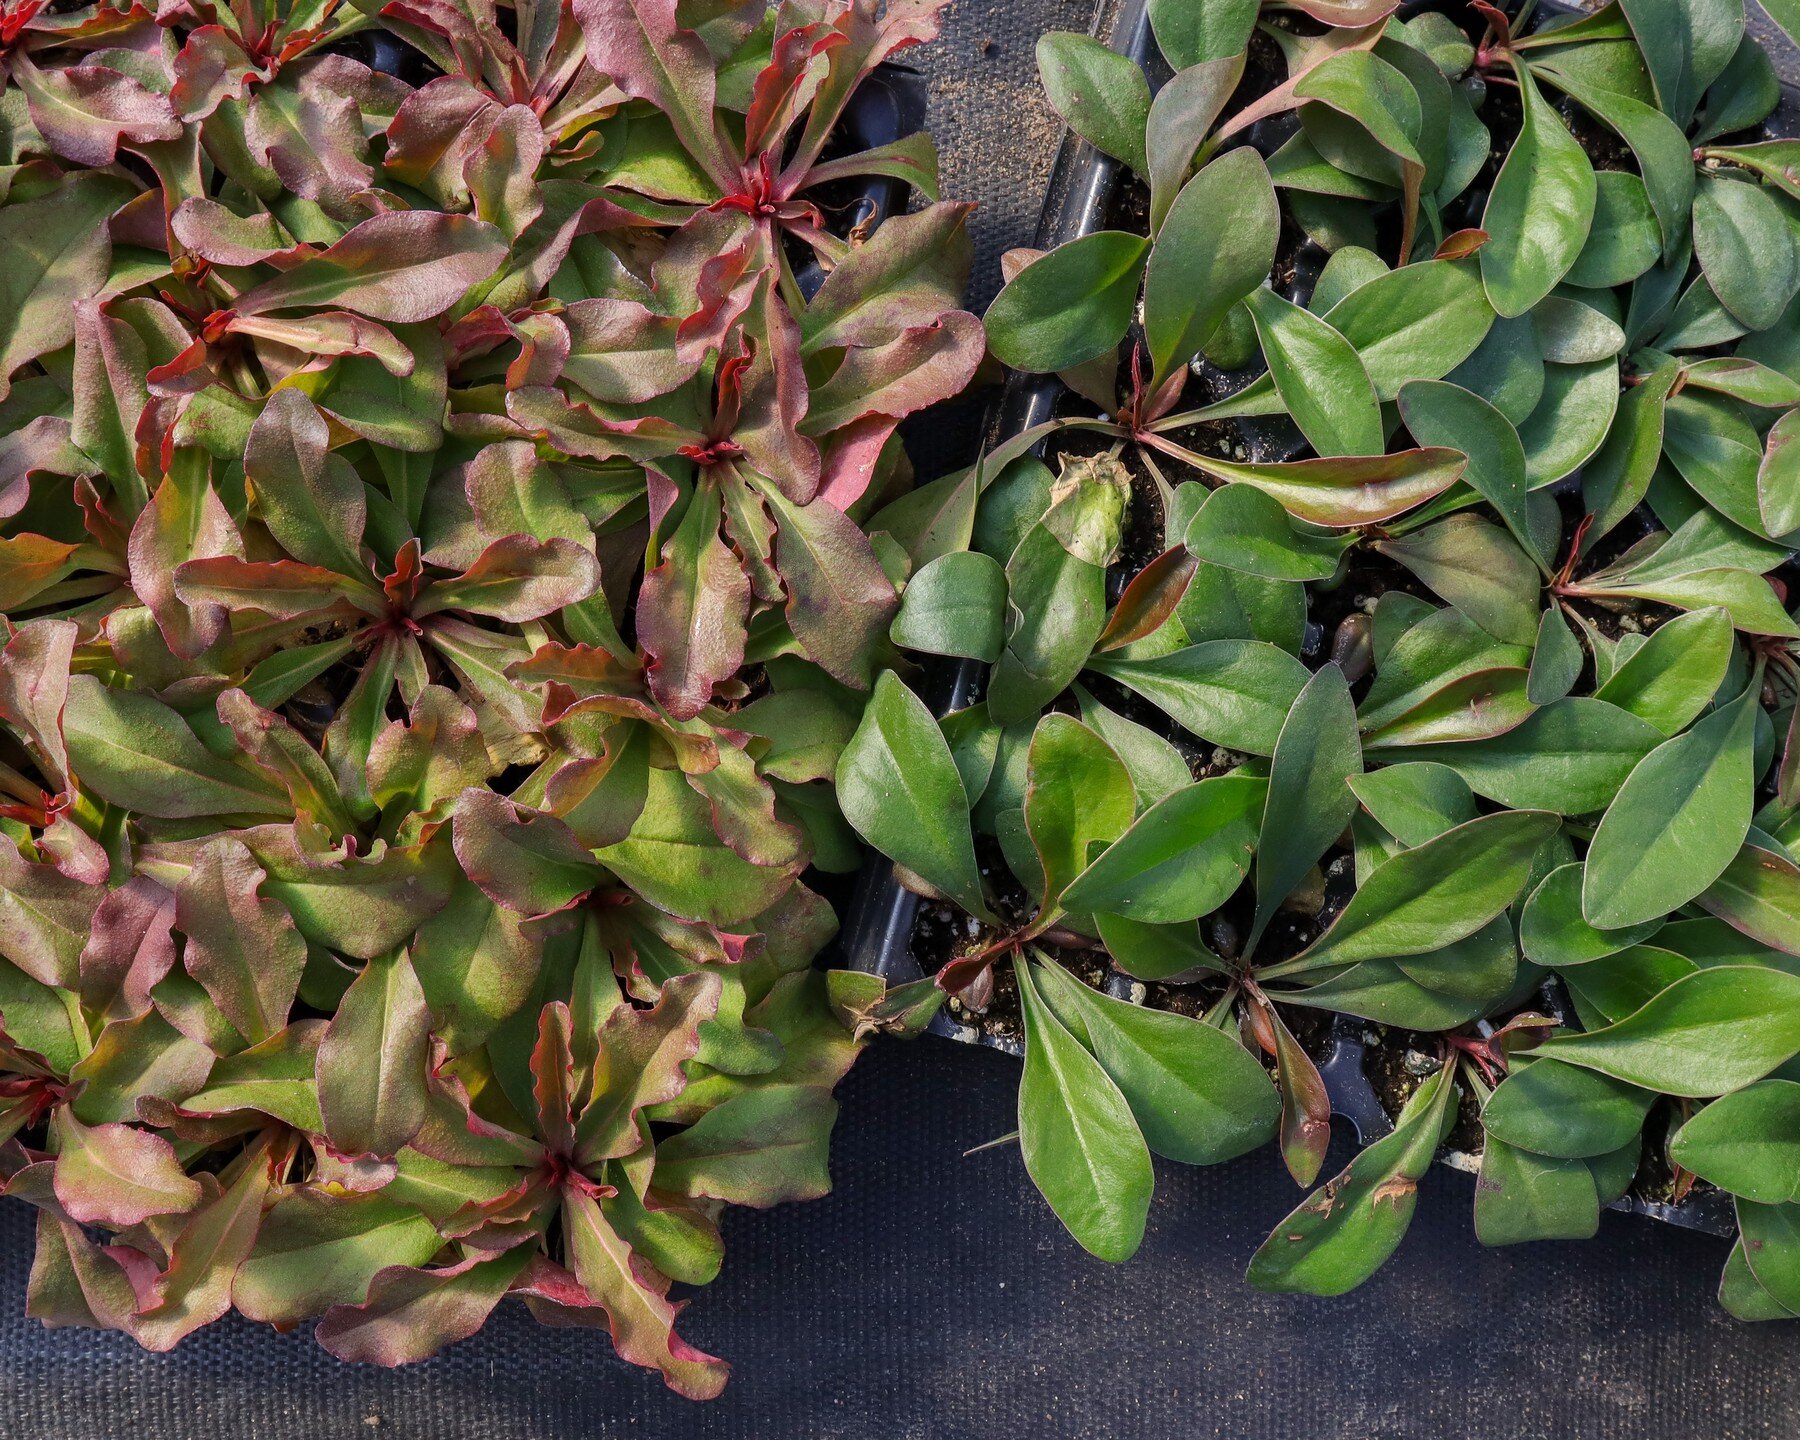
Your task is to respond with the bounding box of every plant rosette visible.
[841,0,1800,1316]
[0,0,987,1397]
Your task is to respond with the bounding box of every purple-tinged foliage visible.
[0,0,976,1396]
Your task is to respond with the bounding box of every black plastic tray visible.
[835,0,1787,1241]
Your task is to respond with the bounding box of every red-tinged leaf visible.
[651,1083,837,1207]
[1,415,83,519]
[735,301,822,502]
[169,196,296,266]
[559,298,699,405]
[1096,546,1198,652]
[316,949,433,1161]
[0,171,137,403]
[229,311,414,376]
[572,0,735,191]
[1435,228,1490,260]
[172,555,375,618]
[506,385,703,461]
[174,836,307,1046]
[743,16,839,159]
[0,533,81,612]
[170,25,266,121]
[1287,0,1400,26]
[366,685,491,824]
[639,478,751,720]
[69,298,163,509]
[383,76,498,203]
[315,1246,535,1365]
[751,477,898,690]
[234,212,508,323]
[127,456,245,658]
[561,1188,729,1400]
[26,1210,144,1332]
[1262,997,1332,1187]
[10,52,180,167]
[802,312,986,434]
[240,67,380,217]
[685,734,807,870]
[0,833,103,990]
[1159,445,1468,527]
[0,617,77,786]
[465,103,546,239]
[544,731,653,851]
[415,534,600,622]
[816,413,899,511]
[531,1001,578,1156]
[245,387,370,574]
[232,1188,446,1326]
[216,688,360,836]
[801,202,976,352]
[1214,21,1384,145]
[78,876,177,1024]
[507,640,644,695]
[452,787,602,918]
[128,1134,283,1352]
[51,1111,202,1229]
[573,971,722,1166]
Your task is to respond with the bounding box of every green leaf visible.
[1527,606,1584,705]
[1143,147,1279,385]
[1061,773,1265,924]
[836,672,990,921]
[984,231,1149,373]
[1582,684,1757,930]
[1480,61,1595,318]
[1348,763,1475,847]
[233,1190,443,1326]
[1037,33,1151,175]
[651,1084,836,1208]
[1538,965,1800,1097]
[1566,171,1662,288]
[1086,640,1311,756]
[891,551,1006,662]
[1618,0,1746,128]
[63,677,291,821]
[1696,840,1800,957]
[1243,285,1382,458]
[1591,606,1735,736]
[988,455,1128,725]
[1482,1055,1654,1159]
[1276,810,1559,973]
[1520,863,1664,969]
[1670,1080,1800,1203]
[316,950,432,1160]
[1251,664,1361,954]
[1022,715,1135,921]
[1693,174,1799,333]
[1033,960,1278,1166]
[1014,957,1153,1262]
[1737,1197,1800,1314]
[1149,0,1257,68]
[1473,1138,1601,1245]
[1246,1062,1455,1296]
[1382,698,1666,815]
[1371,516,1541,646]
[1759,408,1800,538]
[1183,484,1351,581]
[1398,379,1544,572]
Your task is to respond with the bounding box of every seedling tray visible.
[836,0,1800,1242]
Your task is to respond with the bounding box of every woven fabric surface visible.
[4,1041,1799,1439]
